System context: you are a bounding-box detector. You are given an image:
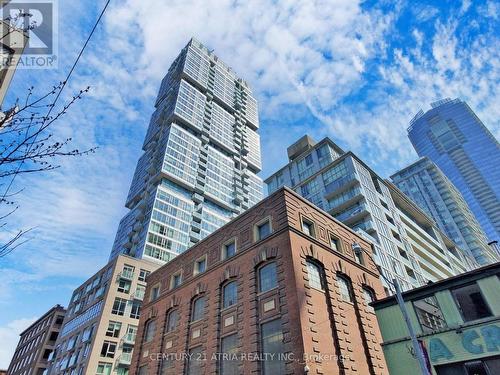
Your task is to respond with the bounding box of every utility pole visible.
[392,278,431,375]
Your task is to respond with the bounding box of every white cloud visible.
[0,317,37,368]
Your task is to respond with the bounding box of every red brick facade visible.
[130,187,388,374]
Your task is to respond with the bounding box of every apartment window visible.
[122,265,135,278]
[452,283,492,322]
[337,275,353,302]
[105,321,121,338]
[100,341,116,358]
[187,346,203,375]
[260,319,285,374]
[138,269,150,282]
[220,334,239,375]
[170,272,182,289]
[258,262,278,293]
[330,235,340,252]
[144,320,156,343]
[166,310,179,332]
[96,362,112,375]
[194,256,207,275]
[191,296,206,322]
[130,301,141,319]
[306,260,324,290]
[405,266,416,280]
[222,281,238,308]
[301,218,315,237]
[161,356,174,375]
[222,241,236,260]
[413,295,447,333]
[385,214,395,225]
[95,283,107,298]
[111,298,127,316]
[82,325,94,342]
[117,279,131,294]
[256,219,271,241]
[55,315,64,325]
[362,287,375,311]
[67,335,77,350]
[150,285,160,302]
[353,246,365,265]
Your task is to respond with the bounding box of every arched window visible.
[337,275,353,302]
[306,260,324,290]
[223,281,238,308]
[363,287,376,311]
[191,296,206,322]
[258,262,278,293]
[165,309,179,332]
[144,320,156,343]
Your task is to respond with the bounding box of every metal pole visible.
[393,278,431,375]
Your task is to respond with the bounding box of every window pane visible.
[258,221,271,240]
[259,263,278,293]
[220,334,239,375]
[166,310,179,332]
[187,346,203,375]
[261,319,285,374]
[338,276,352,302]
[452,283,492,322]
[225,242,236,258]
[192,297,206,321]
[363,288,375,310]
[306,261,323,290]
[145,320,156,342]
[413,295,447,333]
[223,281,238,308]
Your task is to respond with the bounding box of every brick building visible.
[130,187,388,374]
[7,305,66,375]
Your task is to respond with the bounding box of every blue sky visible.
[0,0,499,366]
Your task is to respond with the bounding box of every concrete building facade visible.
[373,262,500,375]
[391,157,497,265]
[7,305,66,375]
[47,256,160,375]
[408,98,500,244]
[265,136,472,292]
[129,187,388,375]
[110,38,263,264]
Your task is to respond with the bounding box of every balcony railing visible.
[132,289,145,301]
[122,332,137,345]
[334,202,368,222]
[118,352,133,366]
[118,269,134,281]
[324,174,357,197]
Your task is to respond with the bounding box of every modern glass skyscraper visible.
[266,136,473,292]
[408,98,500,243]
[391,157,497,265]
[110,38,263,263]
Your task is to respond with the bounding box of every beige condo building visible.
[47,255,160,375]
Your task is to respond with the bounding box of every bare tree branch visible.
[0,84,96,257]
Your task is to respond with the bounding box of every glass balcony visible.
[122,332,136,345]
[324,174,358,198]
[118,269,134,281]
[132,289,145,301]
[334,202,369,223]
[117,352,133,366]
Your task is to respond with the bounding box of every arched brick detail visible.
[252,245,279,266]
